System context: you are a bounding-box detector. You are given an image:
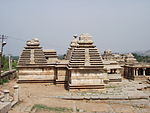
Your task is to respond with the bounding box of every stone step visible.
[69,84,105,89]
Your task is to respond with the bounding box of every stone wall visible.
[56,67,68,84]
[69,69,107,86]
[1,69,17,81]
[18,67,55,75]
[18,67,56,82]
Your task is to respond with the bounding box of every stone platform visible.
[0,102,11,113]
[17,75,55,83]
[58,79,150,100]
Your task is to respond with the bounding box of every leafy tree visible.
[132,53,150,63]
[1,55,18,71]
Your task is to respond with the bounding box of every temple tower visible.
[43,49,58,63]
[102,50,114,61]
[125,53,138,65]
[18,38,47,65]
[17,38,55,83]
[67,34,108,90]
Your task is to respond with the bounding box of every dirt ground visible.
[1,80,150,113]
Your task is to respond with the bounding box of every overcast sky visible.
[0,0,150,56]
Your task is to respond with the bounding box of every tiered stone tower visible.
[43,49,58,63]
[18,38,47,65]
[67,34,108,90]
[125,53,138,65]
[102,50,114,61]
[18,38,55,83]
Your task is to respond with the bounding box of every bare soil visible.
[1,80,150,113]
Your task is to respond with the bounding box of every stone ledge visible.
[0,102,11,113]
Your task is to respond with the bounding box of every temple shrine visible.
[17,34,150,90]
[67,34,108,89]
[17,38,55,83]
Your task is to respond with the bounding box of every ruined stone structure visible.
[17,38,55,83]
[102,50,123,81]
[17,34,148,90]
[102,50,138,76]
[125,53,138,65]
[102,50,114,61]
[18,35,110,89]
[67,34,107,89]
[124,63,150,80]
[102,50,138,66]
[102,50,150,81]
[103,60,122,82]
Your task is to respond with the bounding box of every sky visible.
[0,0,150,56]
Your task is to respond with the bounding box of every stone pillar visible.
[3,90,10,102]
[110,69,113,74]
[13,85,19,102]
[133,68,135,76]
[136,68,139,76]
[143,68,146,76]
[73,101,77,113]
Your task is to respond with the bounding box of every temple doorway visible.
[146,68,150,75]
[138,68,143,75]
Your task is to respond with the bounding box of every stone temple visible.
[17,33,150,90]
[67,34,107,89]
[18,38,55,83]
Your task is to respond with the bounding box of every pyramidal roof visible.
[68,34,104,69]
[18,38,47,66]
[43,49,57,59]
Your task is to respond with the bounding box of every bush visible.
[1,55,18,71]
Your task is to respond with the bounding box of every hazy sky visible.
[0,0,150,56]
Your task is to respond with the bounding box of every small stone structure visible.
[124,63,150,80]
[125,53,138,65]
[102,50,138,66]
[102,50,138,77]
[43,49,58,63]
[103,60,122,82]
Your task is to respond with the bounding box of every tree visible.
[132,53,150,63]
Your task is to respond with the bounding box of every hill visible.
[144,50,150,56]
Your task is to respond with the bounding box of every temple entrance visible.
[138,68,143,75]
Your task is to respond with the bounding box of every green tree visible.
[1,55,18,71]
[132,53,150,63]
